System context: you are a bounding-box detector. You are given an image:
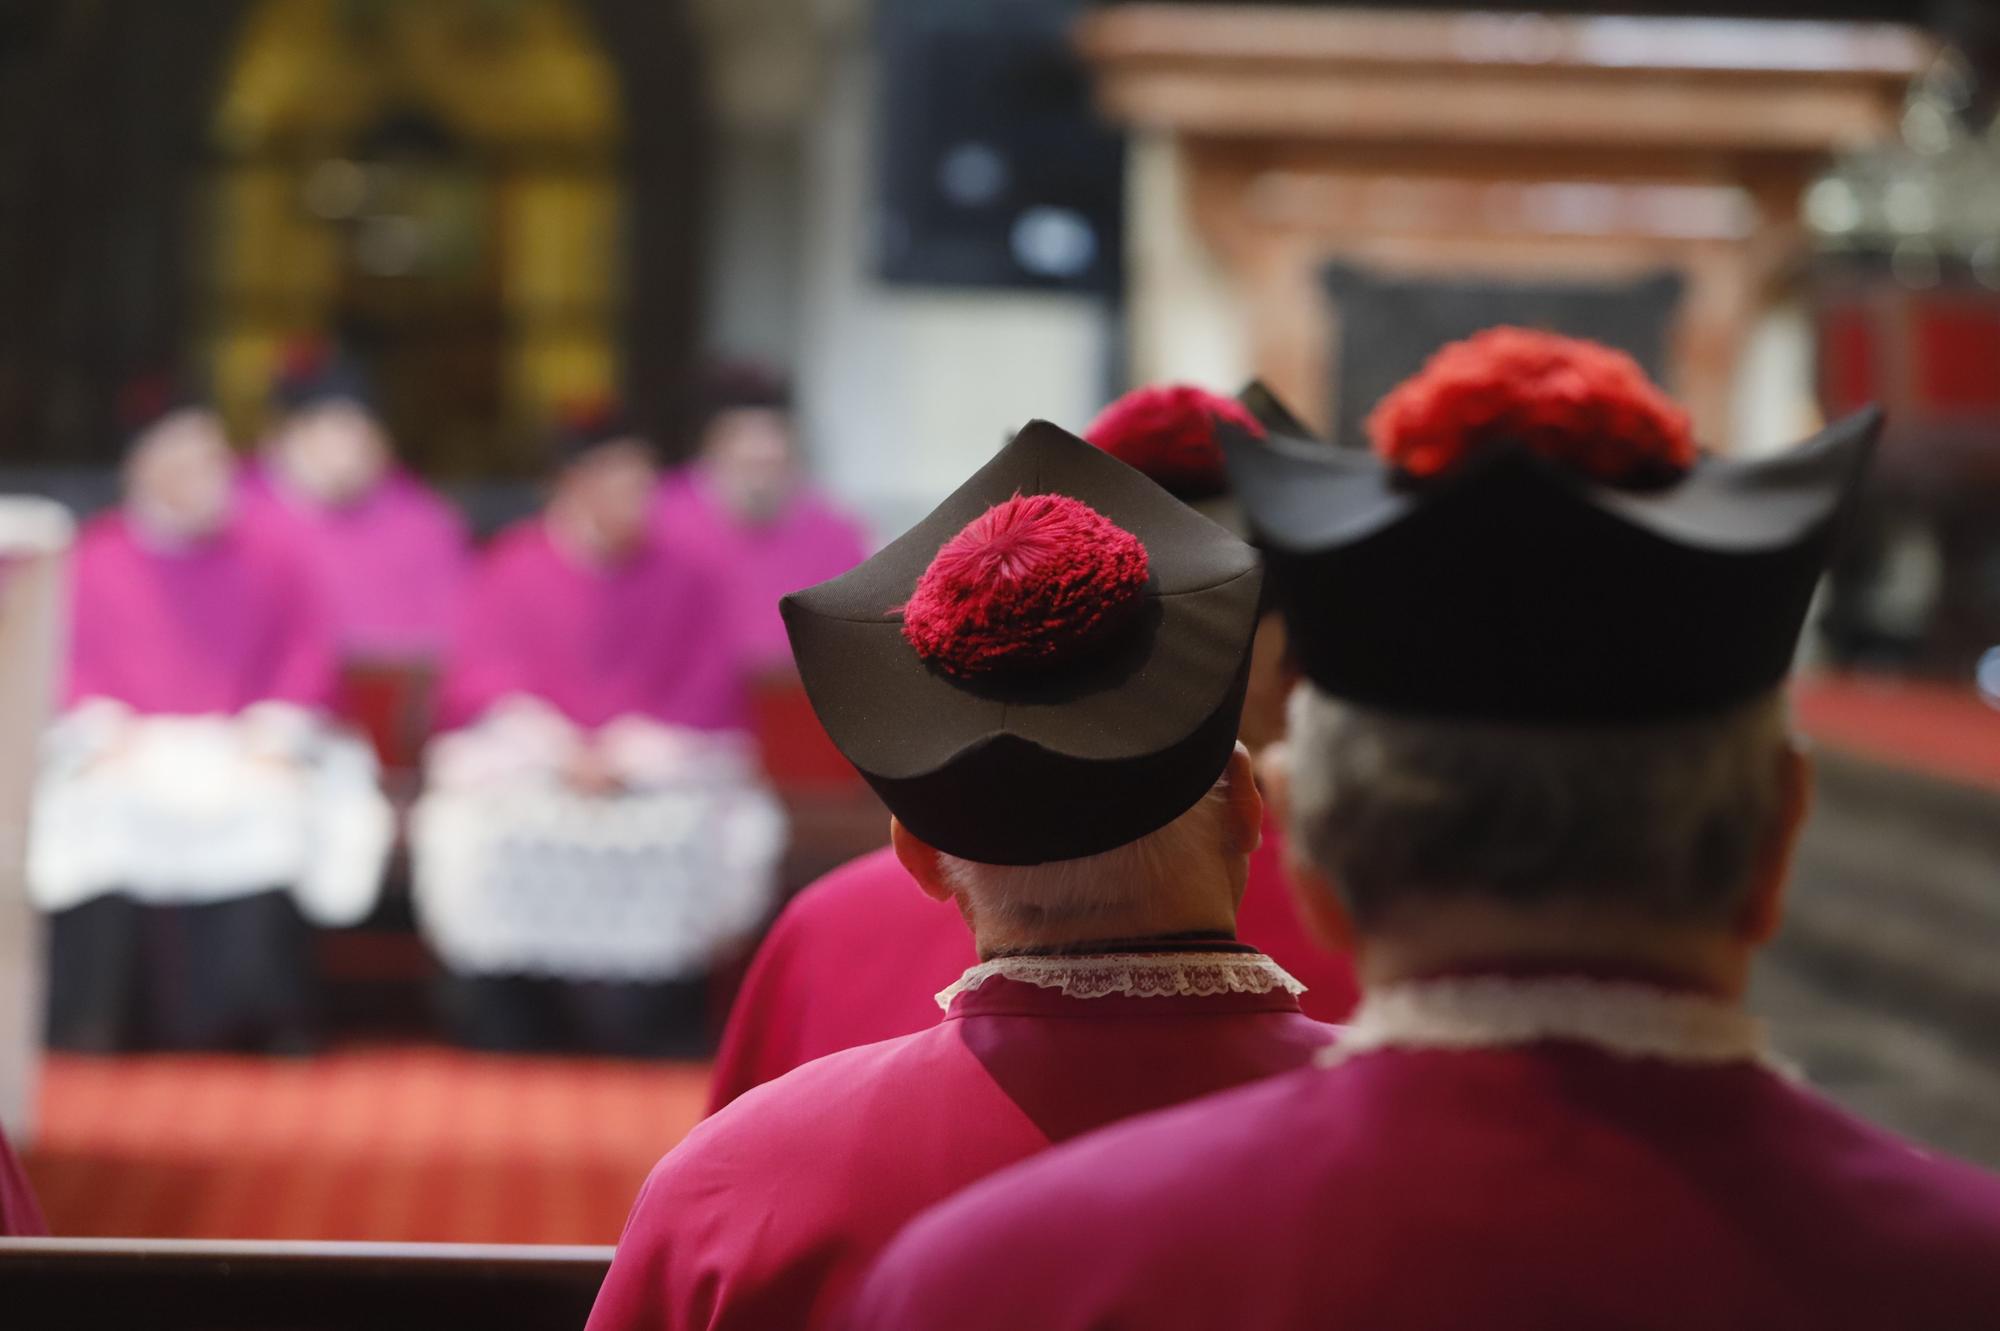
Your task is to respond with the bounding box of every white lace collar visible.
[936,950,1305,1011]
[1320,974,1773,1068]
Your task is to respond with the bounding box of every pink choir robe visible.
[68,509,337,714]
[655,470,868,669]
[848,975,2000,1331]
[706,847,970,1114]
[240,467,468,660]
[589,952,1334,1331]
[440,521,749,733]
[0,1128,46,1236]
[706,821,1357,1113]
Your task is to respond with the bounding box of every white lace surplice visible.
[411,704,786,982]
[29,701,393,926]
[937,951,1305,1011]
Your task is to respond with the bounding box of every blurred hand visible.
[245,749,306,776]
[562,745,625,797]
[79,727,137,777]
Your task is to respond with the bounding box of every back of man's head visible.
[933,757,1254,946]
[1284,686,1791,933]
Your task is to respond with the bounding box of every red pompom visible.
[902,493,1150,678]
[1084,384,1265,500]
[277,334,334,384]
[1366,327,1696,486]
[116,373,181,434]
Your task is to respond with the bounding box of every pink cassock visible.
[439,520,750,733]
[705,847,969,1114]
[655,471,868,669]
[588,955,1334,1331]
[239,467,468,660]
[705,823,1357,1114]
[67,509,337,713]
[848,976,2000,1331]
[0,1127,46,1236]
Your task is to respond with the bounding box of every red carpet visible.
[1793,674,2000,792]
[18,675,1993,1245]
[24,1047,709,1243]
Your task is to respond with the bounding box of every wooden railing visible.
[0,1237,613,1329]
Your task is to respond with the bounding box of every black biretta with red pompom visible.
[272,336,377,415]
[548,397,646,472]
[116,372,208,445]
[782,420,1263,865]
[1223,328,1881,722]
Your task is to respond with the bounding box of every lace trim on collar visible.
[936,951,1306,1011]
[1319,975,1774,1069]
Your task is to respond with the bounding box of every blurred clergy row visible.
[29,347,869,1057]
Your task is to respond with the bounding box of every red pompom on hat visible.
[902,492,1150,678]
[1084,384,1265,500]
[277,333,334,383]
[1366,327,1696,486]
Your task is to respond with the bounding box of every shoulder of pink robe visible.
[847,1046,2000,1330]
[706,847,975,1114]
[592,978,1333,1331]
[66,509,338,713]
[437,519,558,730]
[0,1125,47,1236]
[238,467,468,659]
[655,473,869,666]
[440,520,750,732]
[591,1024,1048,1331]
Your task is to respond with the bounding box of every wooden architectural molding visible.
[1077,5,1932,448]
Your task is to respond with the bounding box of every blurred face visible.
[700,407,797,525]
[125,408,235,540]
[272,400,392,506]
[555,439,658,556]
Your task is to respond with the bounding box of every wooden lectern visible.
[1076,6,1929,449]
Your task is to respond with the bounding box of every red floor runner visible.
[19,674,1994,1244]
[24,1047,709,1243]
[1793,674,2000,792]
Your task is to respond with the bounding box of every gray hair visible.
[938,772,1236,928]
[1285,685,1789,927]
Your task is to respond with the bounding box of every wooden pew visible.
[0,1237,612,1329]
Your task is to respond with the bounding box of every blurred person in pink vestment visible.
[240,340,468,666]
[32,379,392,1053]
[413,404,784,1056]
[655,365,868,673]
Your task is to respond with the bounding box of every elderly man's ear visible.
[1222,742,1263,857]
[891,819,954,905]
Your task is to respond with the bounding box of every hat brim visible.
[1223,408,1882,721]
[784,420,1263,864]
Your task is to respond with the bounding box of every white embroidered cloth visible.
[1322,974,1773,1068]
[30,704,393,926]
[936,950,1305,1011]
[411,713,786,981]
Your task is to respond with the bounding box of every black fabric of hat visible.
[1224,332,1881,723]
[117,372,208,446]
[549,399,647,471]
[1236,380,1322,444]
[782,420,1264,865]
[272,341,377,415]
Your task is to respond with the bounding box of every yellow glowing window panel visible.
[202,0,622,477]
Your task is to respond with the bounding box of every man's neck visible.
[969,900,1241,962]
[1353,898,1752,1000]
